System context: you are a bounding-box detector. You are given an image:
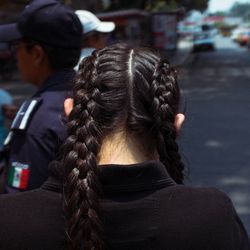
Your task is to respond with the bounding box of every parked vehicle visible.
[247,38,250,50]
[231,28,250,46]
[193,24,215,52]
[231,28,243,42]
[238,30,250,46]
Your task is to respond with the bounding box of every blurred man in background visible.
[75,10,115,68]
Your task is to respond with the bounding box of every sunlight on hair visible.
[128,49,134,81]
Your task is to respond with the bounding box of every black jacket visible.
[0,161,249,250]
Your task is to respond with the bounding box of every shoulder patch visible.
[8,161,30,190]
[11,98,42,130]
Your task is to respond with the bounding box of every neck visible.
[34,75,49,87]
[30,62,53,86]
[98,131,156,165]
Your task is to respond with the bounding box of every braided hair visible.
[61,43,185,250]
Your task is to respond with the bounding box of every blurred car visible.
[231,28,250,46]
[231,28,243,42]
[247,38,250,50]
[238,30,250,46]
[193,24,215,52]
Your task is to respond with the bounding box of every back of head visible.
[62,43,184,249]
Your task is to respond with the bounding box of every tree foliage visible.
[229,2,250,18]
[106,0,209,12]
[182,0,208,12]
[106,0,147,11]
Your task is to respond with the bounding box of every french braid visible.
[62,52,103,250]
[127,49,184,183]
[150,59,184,183]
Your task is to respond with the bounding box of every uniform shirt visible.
[0,161,249,250]
[75,47,95,70]
[5,70,75,192]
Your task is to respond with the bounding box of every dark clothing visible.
[0,161,249,250]
[5,70,74,192]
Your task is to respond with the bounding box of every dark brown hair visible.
[61,43,184,250]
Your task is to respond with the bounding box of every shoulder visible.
[40,87,69,99]
[155,185,250,249]
[171,185,231,202]
[0,188,61,215]
[20,93,66,136]
[156,185,237,231]
[37,89,68,121]
[158,185,234,216]
[0,189,65,249]
[158,185,250,246]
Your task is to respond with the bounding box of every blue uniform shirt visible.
[5,69,75,192]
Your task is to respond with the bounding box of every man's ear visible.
[32,45,46,66]
[174,113,185,134]
[64,98,74,117]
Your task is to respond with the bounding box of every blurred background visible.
[0,0,250,235]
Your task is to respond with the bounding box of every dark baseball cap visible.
[0,0,83,49]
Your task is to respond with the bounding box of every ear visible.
[174,113,185,134]
[32,45,46,66]
[64,98,74,117]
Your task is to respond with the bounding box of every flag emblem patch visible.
[8,162,30,190]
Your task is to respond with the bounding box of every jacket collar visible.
[99,161,176,193]
[41,161,176,194]
[36,69,75,94]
